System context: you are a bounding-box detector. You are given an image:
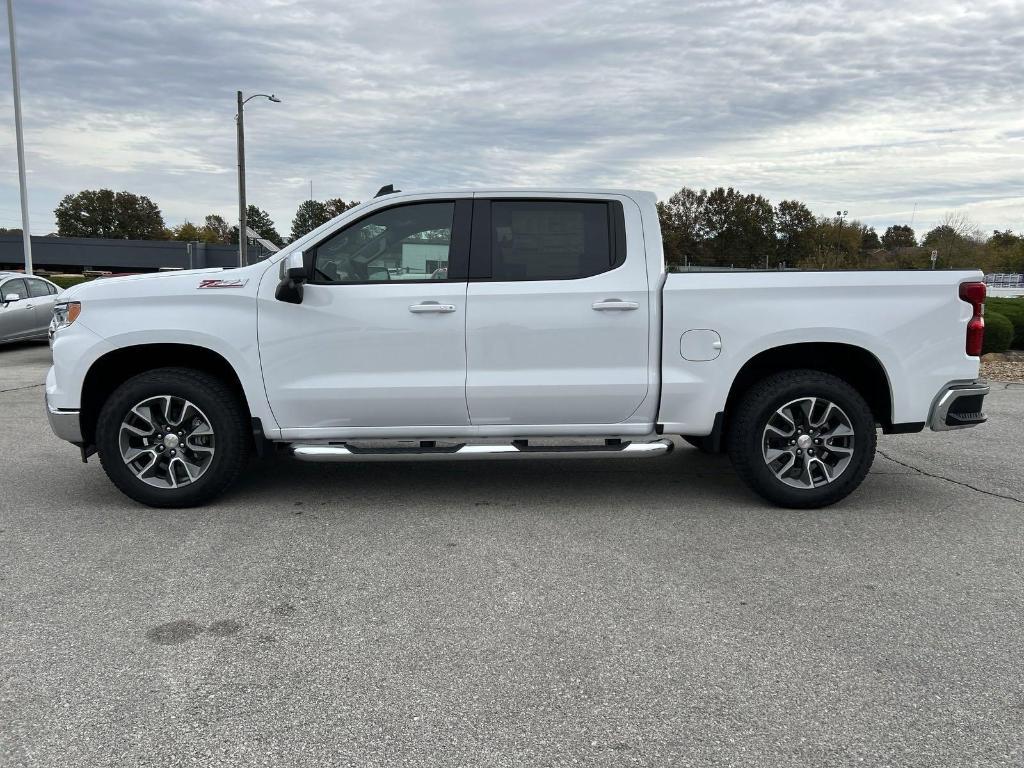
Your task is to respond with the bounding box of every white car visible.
[0,272,62,344]
[45,188,989,509]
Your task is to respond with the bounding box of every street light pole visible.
[235,91,280,268]
[6,0,32,275]
[236,90,247,267]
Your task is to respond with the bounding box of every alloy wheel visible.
[761,396,855,489]
[118,395,216,489]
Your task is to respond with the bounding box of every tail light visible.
[959,281,986,356]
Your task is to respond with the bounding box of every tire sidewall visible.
[96,370,246,507]
[734,373,877,508]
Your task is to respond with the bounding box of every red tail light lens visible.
[959,281,986,356]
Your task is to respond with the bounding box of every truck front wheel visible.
[727,369,877,508]
[95,367,250,508]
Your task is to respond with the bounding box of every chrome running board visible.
[291,439,674,463]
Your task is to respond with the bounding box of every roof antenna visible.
[375,184,400,198]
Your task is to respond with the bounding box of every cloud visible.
[0,0,1021,237]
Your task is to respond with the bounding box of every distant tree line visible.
[22,186,1023,274]
[46,189,363,249]
[658,186,1024,273]
[49,189,287,247]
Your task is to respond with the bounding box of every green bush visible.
[983,312,1014,354]
[988,297,1024,349]
[49,275,93,290]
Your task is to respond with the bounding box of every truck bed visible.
[657,270,983,436]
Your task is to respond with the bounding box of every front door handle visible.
[592,299,639,311]
[409,302,456,313]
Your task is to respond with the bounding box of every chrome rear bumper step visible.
[929,382,990,431]
[292,439,675,463]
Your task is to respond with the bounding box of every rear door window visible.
[27,279,51,298]
[489,201,616,281]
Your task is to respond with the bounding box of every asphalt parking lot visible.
[1,342,1022,767]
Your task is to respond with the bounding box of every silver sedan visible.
[0,272,62,344]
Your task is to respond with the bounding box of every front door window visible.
[311,202,455,283]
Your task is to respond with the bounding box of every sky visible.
[1,0,1022,239]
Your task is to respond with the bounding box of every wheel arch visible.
[80,343,251,447]
[719,342,895,447]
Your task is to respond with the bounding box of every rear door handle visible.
[592,299,639,311]
[409,302,456,313]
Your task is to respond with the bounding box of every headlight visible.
[50,301,81,334]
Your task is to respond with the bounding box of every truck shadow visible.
[232,442,756,513]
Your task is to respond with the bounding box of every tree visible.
[168,216,235,244]
[700,187,776,268]
[291,198,360,241]
[988,229,1021,250]
[170,221,203,241]
[55,189,165,239]
[922,213,983,268]
[775,200,816,264]
[800,216,866,270]
[659,186,777,268]
[290,199,329,241]
[201,214,232,244]
[324,198,359,219]
[921,225,963,250]
[860,227,882,252]
[881,224,916,250]
[657,187,704,267]
[984,230,1024,273]
[240,205,283,247]
[0,227,22,236]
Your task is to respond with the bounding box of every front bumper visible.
[45,395,83,444]
[929,382,990,431]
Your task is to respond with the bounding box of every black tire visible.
[96,367,250,508]
[726,369,876,509]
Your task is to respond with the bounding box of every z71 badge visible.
[198,278,249,289]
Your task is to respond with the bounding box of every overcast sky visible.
[1,0,1022,238]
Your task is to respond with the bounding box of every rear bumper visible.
[928,382,989,431]
[45,394,83,444]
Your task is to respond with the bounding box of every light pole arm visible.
[242,93,275,107]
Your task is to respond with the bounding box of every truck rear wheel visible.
[727,369,876,508]
[95,367,250,508]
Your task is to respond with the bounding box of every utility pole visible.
[6,0,32,274]
[235,91,280,267]
[236,90,247,268]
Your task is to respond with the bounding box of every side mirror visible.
[276,259,308,304]
[3,293,20,304]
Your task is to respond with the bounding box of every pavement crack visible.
[877,448,1024,505]
[0,383,44,395]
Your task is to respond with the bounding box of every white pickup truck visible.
[46,188,990,509]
